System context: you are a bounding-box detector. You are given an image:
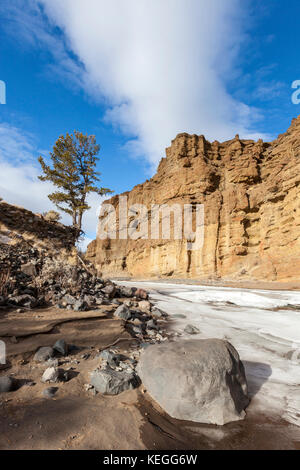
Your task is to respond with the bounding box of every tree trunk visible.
[72,211,77,227]
[78,211,83,231]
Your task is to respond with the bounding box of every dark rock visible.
[101,284,116,298]
[114,304,131,321]
[73,300,88,311]
[118,286,134,298]
[97,350,121,367]
[9,294,37,308]
[90,367,140,395]
[43,387,58,399]
[151,307,166,318]
[34,347,54,362]
[0,376,15,393]
[146,319,158,330]
[53,339,68,356]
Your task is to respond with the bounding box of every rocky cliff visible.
[87,117,300,283]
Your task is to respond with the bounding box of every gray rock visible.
[0,376,15,393]
[90,367,139,395]
[97,350,121,367]
[83,294,95,306]
[173,314,187,319]
[74,300,88,311]
[151,307,166,318]
[132,325,143,335]
[43,387,58,399]
[114,304,131,321]
[46,358,59,368]
[146,319,158,330]
[9,294,37,308]
[101,284,116,298]
[119,286,134,298]
[62,294,77,305]
[53,339,68,356]
[34,347,54,362]
[137,339,249,426]
[184,324,200,335]
[41,367,59,383]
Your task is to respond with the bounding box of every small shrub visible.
[43,210,61,222]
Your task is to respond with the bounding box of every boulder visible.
[114,304,131,321]
[135,288,148,300]
[118,286,134,298]
[41,367,59,383]
[90,368,139,395]
[137,339,249,425]
[151,307,166,318]
[34,346,54,362]
[97,349,121,366]
[0,376,15,393]
[184,324,200,335]
[73,300,88,311]
[101,284,116,298]
[53,339,68,356]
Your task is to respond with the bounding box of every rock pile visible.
[0,238,156,313]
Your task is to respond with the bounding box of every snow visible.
[118,281,300,428]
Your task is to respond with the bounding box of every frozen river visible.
[118,281,300,433]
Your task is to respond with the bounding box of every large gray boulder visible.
[137,339,249,425]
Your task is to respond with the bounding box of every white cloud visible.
[36,0,269,167]
[0,123,101,248]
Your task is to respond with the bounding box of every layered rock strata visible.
[87,118,300,282]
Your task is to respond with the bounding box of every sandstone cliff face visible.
[87,117,300,282]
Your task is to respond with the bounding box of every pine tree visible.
[38,131,112,232]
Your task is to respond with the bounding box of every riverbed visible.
[118,281,300,439]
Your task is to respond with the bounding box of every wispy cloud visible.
[3,0,271,168]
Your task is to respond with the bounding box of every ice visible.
[118,281,300,427]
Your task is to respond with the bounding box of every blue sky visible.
[1,0,300,248]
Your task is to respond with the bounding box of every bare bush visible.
[43,210,61,223]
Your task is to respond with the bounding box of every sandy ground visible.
[0,287,300,450]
